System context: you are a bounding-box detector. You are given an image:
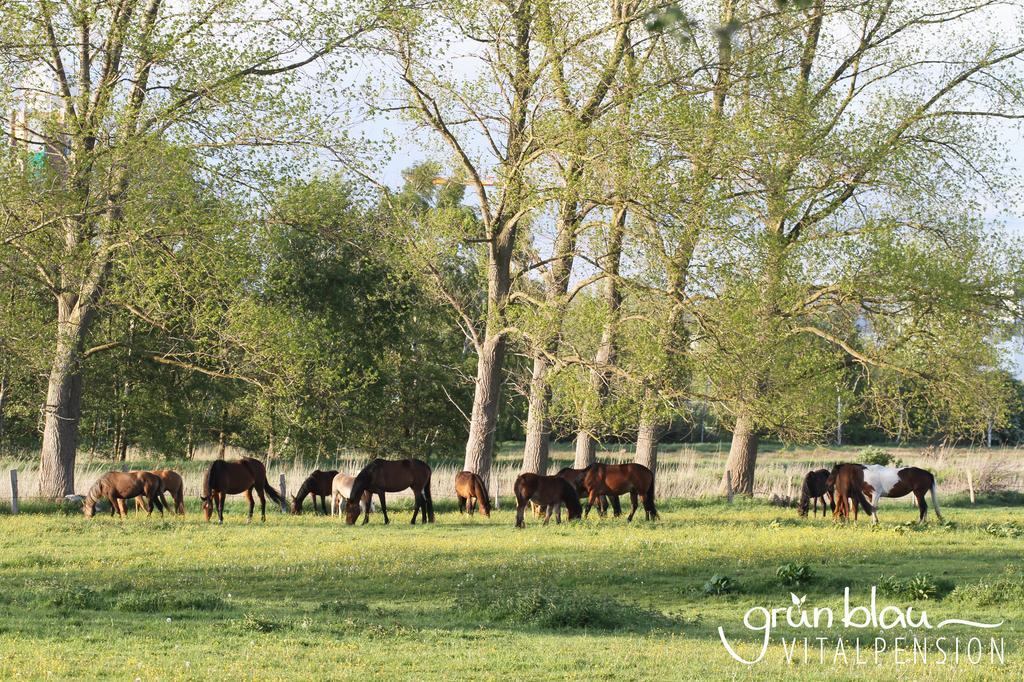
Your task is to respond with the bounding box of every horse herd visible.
[81,457,940,526]
[81,457,659,526]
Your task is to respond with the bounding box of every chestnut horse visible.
[133,469,185,515]
[797,469,834,518]
[344,458,434,525]
[455,471,491,517]
[290,469,338,515]
[580,463,657,521]
[85,471,165,519]
[514,473,582,527]
[200,458,282,523]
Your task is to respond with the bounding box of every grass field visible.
[1,495,1022,680]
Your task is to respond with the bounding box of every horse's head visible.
[290,494,303,515]
[82,495,96,518]
[200,495,213,521]
[344,498,362,525]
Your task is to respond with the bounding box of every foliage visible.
[702,574,736,596]
[859,447,902,468]
[776,562,814,587]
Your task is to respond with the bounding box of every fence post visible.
[726,471,734,504]
[121,464,129,472]
[279,473,288,512]
[493,474,500,511]
[966,468,975,505]
[10,469,19,515]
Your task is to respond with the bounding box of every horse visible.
[514,473,582,527]
[330,473,372,516]
[826,463,881,522]
[84,471,165,519]
[832,462,943,524]
[134,469,185,515]
[580,462,657,521]
[454,470,491,517]
[344,458,434,525]
[290,469,338,515]
[200,457,282,523]
[797,469,834,518]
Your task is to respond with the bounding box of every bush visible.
[703,574,735,596]
[878,574,939,601]
[776,563,814,587]
[859,447,902,468]
[949,565,1024,607]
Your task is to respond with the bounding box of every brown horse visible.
[344,458,434,525]
[290,469,338,515]
[455,471,491,517]
[85,471,165,519]
[200,458,282,523]
[797,469,834,518]
[580,462,657,521]
[826,463,875,522]
[134,469,185,515]
[528,467,617,517]
[514,473,582,527]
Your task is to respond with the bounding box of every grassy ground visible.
[1,497,1022,680]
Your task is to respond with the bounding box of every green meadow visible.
[0,497,1022,680]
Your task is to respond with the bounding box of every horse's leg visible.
[217,492,226,523]
[411,491,424,525]
[914,490,927,523]
[457,495,466,514]
[585,492,597,518]
[627,491,639,522]
[107,494,116,516]
[116,497,127,519]
[556,504,562,524]
[611,495,622,518]
[543,505,554,526]
[516,501,526,528]
[244,489,255,523]
[256,487,267,522]
[375,492,387,525]
[870,492,881,524]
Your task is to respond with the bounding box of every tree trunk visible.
[463,334,506,485]
[0,372,7,450]
[635,411,659,473]
[522,354,551,474]
[38,298,90,498]
[218,427,227,460]
[720,413,759,496]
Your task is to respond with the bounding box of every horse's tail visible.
[643,473,658,520]
[476,475,491,516]
[263,478,283,506]
[930,475,943,521]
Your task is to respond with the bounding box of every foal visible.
[797,469,834,517]
[514,473,582,528]
[84,471,165,519]
[455,471,491,517]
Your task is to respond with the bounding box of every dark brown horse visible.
[290,469,338,515]
[455,470,491,517]
[580,462,657,521]
[344,458,434,525]
[134,469,185,515]
[514,473,582,527]
[826,463,875,522]
[200,458,282,523]
[527,467,617,517]
[85,471,165,519]
[797,469,834,518]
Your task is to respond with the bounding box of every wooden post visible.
[279,473,288,512]
[726,470,734,504]
[786,474,794,503]
[121,464,129,472]
[493,474,500,511]
[9,469,18,515]
[966,468,975,505]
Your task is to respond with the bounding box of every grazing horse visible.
[580,463,658,521]
[826,464,874,522]
[290,469,338,515]
[344,458,434,525]
[85,471,165,519]
[797,469,834,518]
[514,473,582,528]
[454,471,491,517]
[133,469,186,515]
[200,458,282,523]
[330,473,373,516]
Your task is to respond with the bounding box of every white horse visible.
[861,464,943,524]
[331,473,371,516]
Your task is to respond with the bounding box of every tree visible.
[0,0,379,496]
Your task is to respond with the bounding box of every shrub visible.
[984,522,1020,538]
[776,563,814,587]
[859,447,902,468]
[878,574,938,601]
[703,574,735,596]
[949,565,1024,607]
